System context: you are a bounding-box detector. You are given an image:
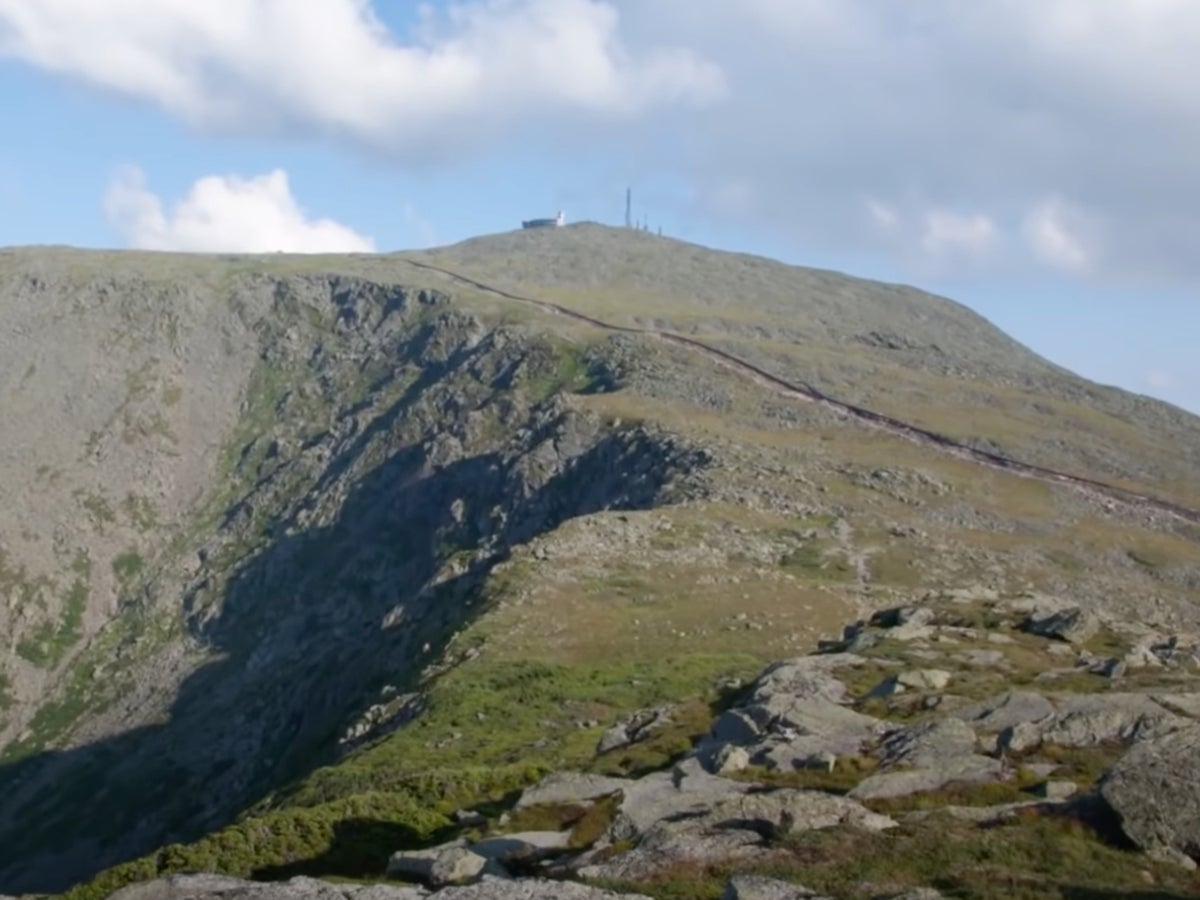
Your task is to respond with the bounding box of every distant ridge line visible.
[403,258,1200,525]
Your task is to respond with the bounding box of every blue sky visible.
[0,1,1196,413]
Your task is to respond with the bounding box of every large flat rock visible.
[1100,723,1200,864]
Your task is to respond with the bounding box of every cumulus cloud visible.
[921,210,997,258]
[104,167,375,253]
[0,0,722,159]
[1145,370,1174,389]
[865,199,899,231]
[621,0,1200,284]
[1023,197,1097,273]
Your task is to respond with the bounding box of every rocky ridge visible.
[83,594,1200,898]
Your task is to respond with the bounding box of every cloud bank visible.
[105,167,375,253]
[6,1,1200,283]
[0,0,722,160]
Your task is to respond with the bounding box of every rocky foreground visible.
[83,592,1200,899]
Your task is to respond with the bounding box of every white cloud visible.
[1023,197,1096,273]
[921,210,997,259]
[104,167,375,254]
[617,1,1200,284]
[0,0,723,159]
[1145,370,1174,389]
[865,199,899,230]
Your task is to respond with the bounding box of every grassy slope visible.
[419,224,1200,506]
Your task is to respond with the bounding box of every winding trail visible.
[404,259,1200,526]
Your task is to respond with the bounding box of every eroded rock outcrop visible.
[700,653,885,773]
[722,876,832,899]
[1100,723,1200,866]
[110,875,654,900]
[850,718,1005,801]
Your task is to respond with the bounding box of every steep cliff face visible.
[0,232,1198,896]
[0,256,706,890]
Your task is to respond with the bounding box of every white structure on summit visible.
[522,210,565,229]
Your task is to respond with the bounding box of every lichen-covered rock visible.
[712,743,752,774]
[851,718,1004,801]
[699,653,882,774]
[722,875,831,899]
[869,606,937,630]
[960,691,1056,734]
[596,706,676,755]
[108,876,653,900]
[109,875,428,900]
[434,877,653,898]
[1100,724,1200,864]
[607,759,754,843]
[997,693,1181,752]
[468,832,572,863]
[708,790,897,836]
[1021,607,1098,645]
[515,772,625,809]
[872,669,952,696]
[387,843,503,887]
[1038,780,1078,801]
[580,786,893,881]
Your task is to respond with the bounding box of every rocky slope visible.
[66,595,1200,898]
[0,228,1198,897]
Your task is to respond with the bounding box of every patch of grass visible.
[124,360,159,403]
[570,794,622,849]
[269,654,752,813]
[520,338,599,403]
[595,864,728,900]
[122,409,177,445]
[939,601,1010,631]
[216,356,294,489]
[503,802,589,835]
[123,494,159,532]
[161,383,183,406]
[1023,671,1113,694]
[865,776,1041,816]
[1027,743,1126,788]
[0,547,53,615]
[778,542,851,581]
[1127,545,1171,570]
[1043,549,1084,572]
[14,552,90,669]
[741,813,1200,900]
[112,551,144,584]
[73,489,117,531]
[61,792,451,900]
[1081,627,1128,658]
[867,547,924,588]
[589,700,716,777]
[839,660,905,698]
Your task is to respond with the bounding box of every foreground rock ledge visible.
[1100,723,1200,867]
[108,874,654,900]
